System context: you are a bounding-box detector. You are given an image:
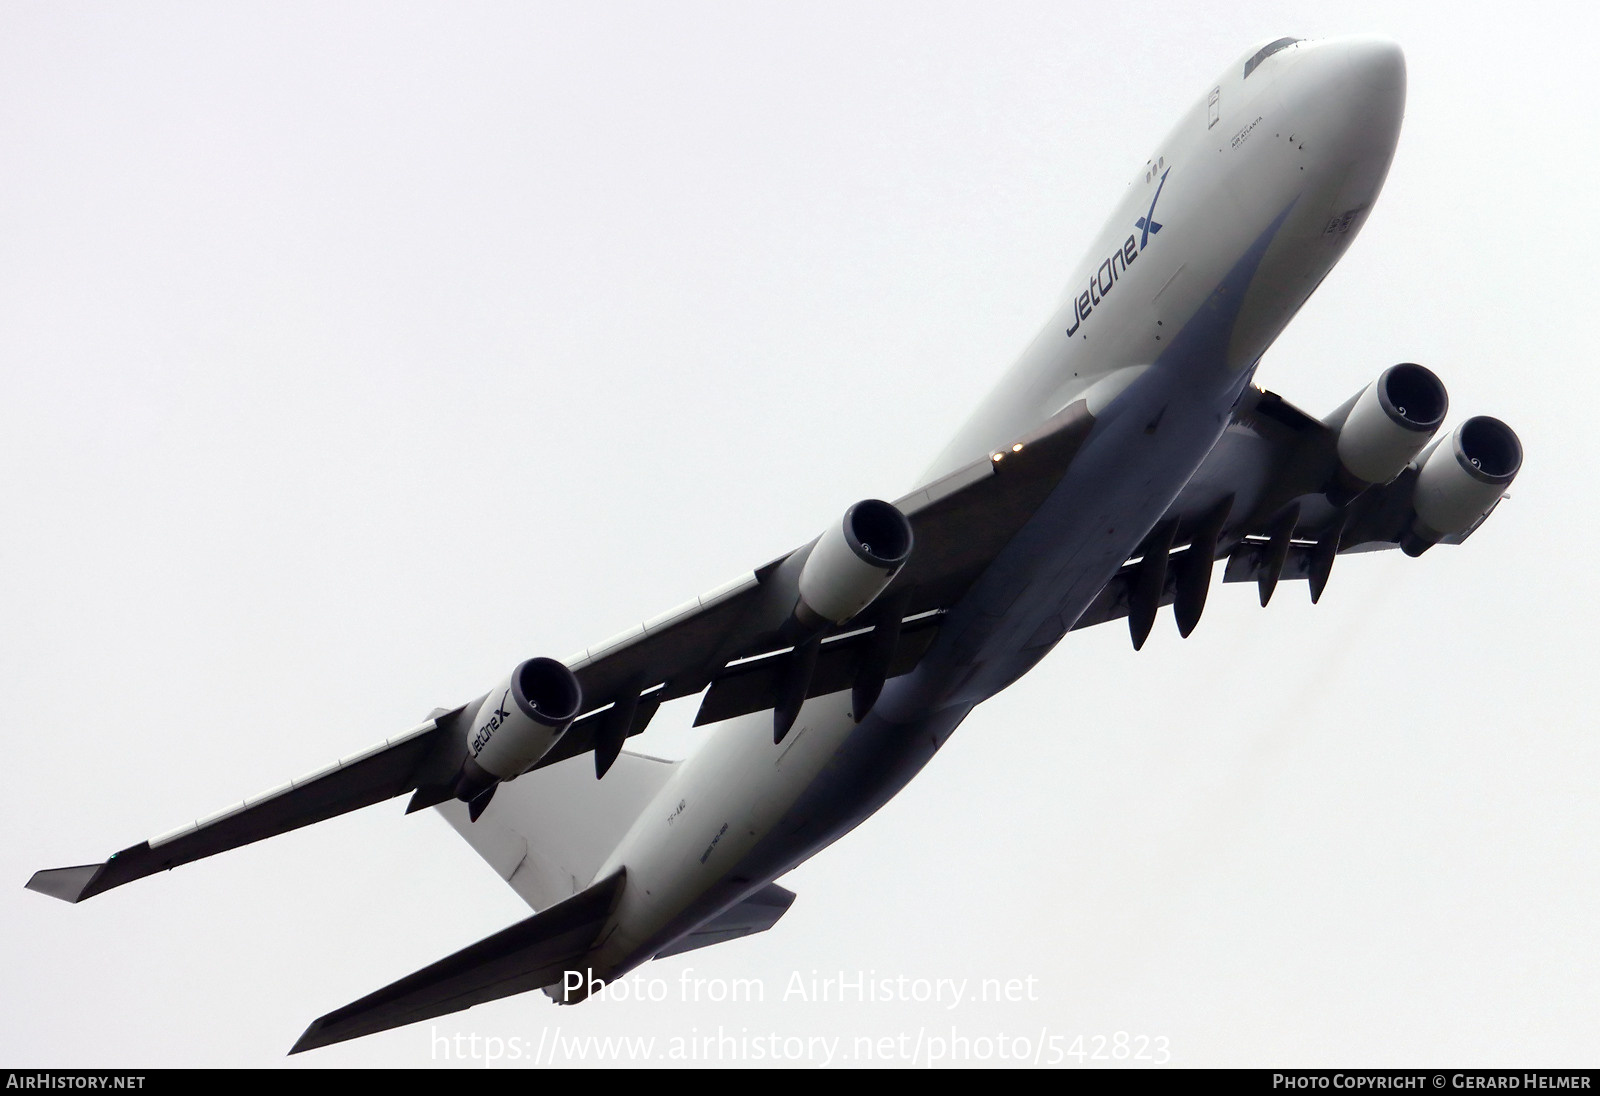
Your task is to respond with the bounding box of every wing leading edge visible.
[28,400,1100,903]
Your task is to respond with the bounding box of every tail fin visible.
[436,750,677,911]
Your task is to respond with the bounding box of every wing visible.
[544,397,1098,754]
[26,367,1522,902]
[1069,382,1517,646]
[26,711,465,903]
[27,400,1100,902]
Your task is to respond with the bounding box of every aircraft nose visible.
[1339,37,1405,152]
[1343,36,1406,105]
[1287,35,1407,155]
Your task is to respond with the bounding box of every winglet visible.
[26,843,158,904]
[26,863,109,904]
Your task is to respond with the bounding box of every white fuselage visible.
[587,36,1407,981]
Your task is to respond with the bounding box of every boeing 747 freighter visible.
[28,35,1522,1053]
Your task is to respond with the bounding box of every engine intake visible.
[795,499,913,627]
[1402,415,1523,556]
[1328,363,1448,503]
[454,658,583,807]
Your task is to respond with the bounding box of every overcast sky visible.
[4,0,1596,1069]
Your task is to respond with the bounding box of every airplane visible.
[26,34,1522,1054]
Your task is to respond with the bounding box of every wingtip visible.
[288,1020,328,1056]
[25,863,104,903]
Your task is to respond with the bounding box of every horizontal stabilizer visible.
[655,882,796,958]
[290,868,626,1054]
[26,712,464,904]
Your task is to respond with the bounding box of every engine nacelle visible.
[1401,416,1523,556]
[454,658,583,803]
[795,499,913,627]
[1328,363,1448,503]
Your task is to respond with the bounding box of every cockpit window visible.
[1244,38,1300,79]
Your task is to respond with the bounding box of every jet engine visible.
[794,499,914,627]
[1327,363,1449,503]
[453,657,583,816]
[1401,415,1522,556]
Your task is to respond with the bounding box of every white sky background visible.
[3,0,1596,1069]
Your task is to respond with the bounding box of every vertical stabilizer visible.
[437,750,676,910]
